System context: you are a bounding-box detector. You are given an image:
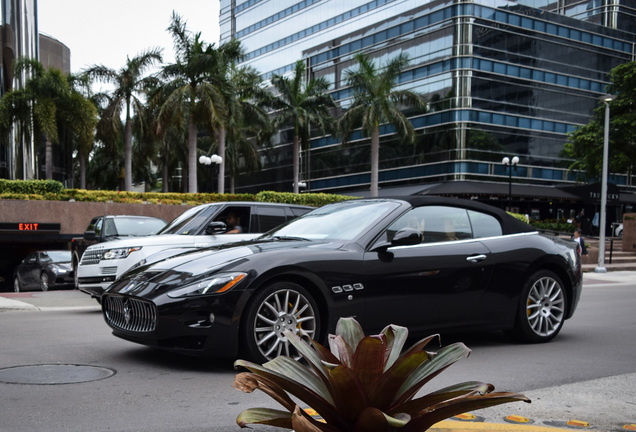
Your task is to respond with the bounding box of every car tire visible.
[241,281,320,364]
[40,273,50,292]
[73,256,79,289]
[513,270,567,343]
[14,277,21,293]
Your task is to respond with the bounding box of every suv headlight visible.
[102,247,142,260]
[167,272,246,298]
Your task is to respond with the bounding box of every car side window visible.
[386,206,473,244]
[421,206,472,242]
[215,206,251,233]
[253,206,287,233]
[468,210,502,238]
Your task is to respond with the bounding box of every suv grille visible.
[103,296,156,332]
[80,249,102,265]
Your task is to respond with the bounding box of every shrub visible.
[234,317,529,432]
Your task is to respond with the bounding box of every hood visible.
[84,233,259,252]
[107,237,334,298]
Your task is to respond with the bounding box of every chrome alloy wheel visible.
[40,273,49,292]
[525,275,565,338]
[252,288,318,361]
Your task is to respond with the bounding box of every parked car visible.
[14,250,74,292]
[77,201,312,301]
[101,197,583,363]
[72,215,167,287]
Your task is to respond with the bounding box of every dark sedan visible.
[14,250,74,292]
[102,197,582,364]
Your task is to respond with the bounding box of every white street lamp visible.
[502,156,519,209]
[595,94,616,273]
[198,154,223,192]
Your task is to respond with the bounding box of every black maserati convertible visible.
[101,197,582,363]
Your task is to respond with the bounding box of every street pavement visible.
[1,271,635,432]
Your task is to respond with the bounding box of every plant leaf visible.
[291,405,342,432]
[233,371,297,412]
[263,355,335,405]
[234,359,344,427]
[236,407,293,429]
[380,324,409,371]
[352,335,386,394]
[401,392,531,432]
[329,334,354,368]
[368,350,430,408]
[326,364,372,424]
[389,381,495,416]
[393,342,471,406]
[334,317,365,361]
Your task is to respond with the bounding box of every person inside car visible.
[225,212,243,234]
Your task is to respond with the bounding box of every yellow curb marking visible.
[454,413,477,420]
[623,425,636,431]
[567,420,590,427]
[506,415,530,423]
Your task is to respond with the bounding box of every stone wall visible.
[0,200,194,235]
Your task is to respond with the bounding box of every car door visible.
[23,253,40,289]
[362,206,495,335]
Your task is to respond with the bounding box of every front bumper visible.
[101,291,243,359]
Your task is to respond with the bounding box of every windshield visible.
[105,217,166,237]
[39,251,72,263]
[157,204,220,235]
[267,201,400,241]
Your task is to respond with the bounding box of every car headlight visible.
[50,265,67,274]
[102,247,142,260]
[167,272,246,298]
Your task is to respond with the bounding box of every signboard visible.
[0,222,61,232]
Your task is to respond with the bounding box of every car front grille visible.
[80,250,102,265]
[103,295,156,333]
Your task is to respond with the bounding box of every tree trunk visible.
[218,127,226,194]
[45,137,53,180]
[162,161,169,193]
[293,134,300,194]
[188,118,198,193]
[124,117,133,191]
[230,175,235,194]
[79,152,86,189]
[370,126,380,197]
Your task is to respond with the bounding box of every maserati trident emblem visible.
[123,299,132,325]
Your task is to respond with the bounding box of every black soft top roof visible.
[361,196,537,235]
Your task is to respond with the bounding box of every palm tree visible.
[65,73,98,189]
[0,58,96,181]
[267,60,334,193]
[84,48,162,191]
[338,53,426,197]
[160,12,242,193]
[223,65,271,193]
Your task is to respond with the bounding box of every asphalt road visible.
[0,272,634,432]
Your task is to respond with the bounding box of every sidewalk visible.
[0,289,100,311]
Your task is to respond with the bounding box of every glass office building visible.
[220,0,636,205]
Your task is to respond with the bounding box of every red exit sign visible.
[0,222,61,232]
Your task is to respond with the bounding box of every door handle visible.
[466,254,487,263]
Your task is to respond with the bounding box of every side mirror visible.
[205,221,227,235]
[84,230,97,241]
[391,227,422,246]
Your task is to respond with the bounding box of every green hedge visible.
[0,179,64,195]
[0,180,356,207]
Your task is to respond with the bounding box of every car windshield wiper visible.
[269,235,309,241]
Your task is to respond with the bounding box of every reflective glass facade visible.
[220,0,636,194]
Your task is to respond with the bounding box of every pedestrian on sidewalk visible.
[572,228,588,256]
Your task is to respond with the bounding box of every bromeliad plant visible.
[233,317,530,432]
